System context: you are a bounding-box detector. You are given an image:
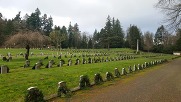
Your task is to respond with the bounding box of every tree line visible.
[0,8,181,53]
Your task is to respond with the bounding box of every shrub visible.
[106,72,114,81]
[24,87,45,102]
[94,73,103,84]
[79,75,91,89]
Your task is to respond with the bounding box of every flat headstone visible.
[1,65,8,74]
[35,63,41,69]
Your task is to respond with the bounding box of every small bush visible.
[106,72,114,81]
[79,75,91,89]
[94,73,103,84]
[24,87,45,102]
[114,68,121,78]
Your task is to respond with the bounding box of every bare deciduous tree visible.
[156,0,181,31]
[4,31,50,48]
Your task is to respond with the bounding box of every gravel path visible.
[53,58,181,102]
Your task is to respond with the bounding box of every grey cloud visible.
[0,0,164,34]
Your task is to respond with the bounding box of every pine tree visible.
[126,25,142,49]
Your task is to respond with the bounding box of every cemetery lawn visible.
[0,48,177,102]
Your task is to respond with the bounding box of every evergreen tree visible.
[26,8,41,31]
[93,29,102,48]
[80,32,88,49]
[126,25,142,49]
[88,37,93,49]
[68,22,74,48]
[73,23,81,48]
[111,19,124,48]
[154,25,166,45]
[102,15,112,49]
[41,14,53,36]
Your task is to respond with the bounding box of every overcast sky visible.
[0,0,164,34]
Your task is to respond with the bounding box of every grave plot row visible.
[29,55,135,70]
[25,59,168,101]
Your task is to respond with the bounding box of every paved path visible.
[54,58,181,102]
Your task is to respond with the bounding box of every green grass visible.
[0,48,177,102]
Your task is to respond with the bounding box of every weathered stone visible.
[79,75,91,89]
[82,58,86,64]
[128,66,133,73]
[94,73,103,84]
[75,58,80,65]
[145,62,147,68]
[106,72,114,81]
[114,68,121,78]
[122,68,127,75]
[67,59,72,66]
[24,60,30,68]
[57,81,69,97]
[141,64,144,69]
[58,61,62,67]
[1,65,9,74]
[138,64,143,70]
[133,64,138,71]
[32,62,42,70]
[25,87,45,102]
[48,61,53,68]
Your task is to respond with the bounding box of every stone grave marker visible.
[48,61,53,68]
[133,64,137,71]
[82,58,86,64]
[145,62,147,68]
[75,58,80,65]
[122,68,127,75]
[59,60,62,67]
[128,66,132,73]
[94,73,103,84]
[1,65,9,74]
[106,72,114,81]
[79,75,91,89]
[25,87,44,102]
[115,68,121,78]
[141,64,144,69]
[68,59,72,66]
[35,63,41,69]
[32,62,42,70]
[57,81,69,97]
[24,60,30,68]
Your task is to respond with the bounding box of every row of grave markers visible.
[25,59,167,101]
[27,55,136,70]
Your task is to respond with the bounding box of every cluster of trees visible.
[93,16,124,49]
[0,8,53,47]
[93,16,181,53]
[0,4,181,53]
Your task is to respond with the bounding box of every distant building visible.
[173,52,181,56]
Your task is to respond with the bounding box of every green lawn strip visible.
[0,55,174,102]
